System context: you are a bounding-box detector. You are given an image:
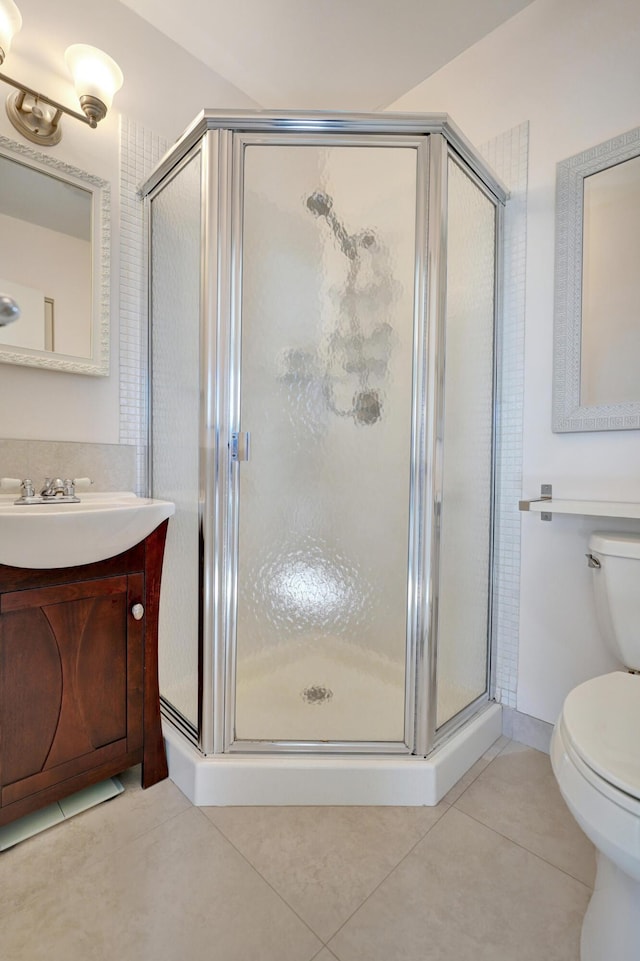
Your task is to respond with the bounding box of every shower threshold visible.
[162,702,502,806]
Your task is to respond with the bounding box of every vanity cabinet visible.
[0,522,169,828]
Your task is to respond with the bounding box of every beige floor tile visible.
[329,807,590,961]
[499,739,540,757]
[1,806,322,961]
[203,804,448,941]
[483,734,512,761]
[442,756,492,805]
[0,766,192,922]
[454,744,596,886]
[313,950,341,961]
[442,736,512,805]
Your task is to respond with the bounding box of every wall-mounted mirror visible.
[553,126,640,431]
[0,135,109,376]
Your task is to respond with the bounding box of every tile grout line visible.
[447,740,547,805]
[449,805,594,891]
[1,786,190,866]
[192,808,326,950]
[321,805,454,948]
[188,745,509,952]
[443,759,494,805]
[0,796,198,928]
[440,735,513,805]
[96,799,198,863]
[311,945,340,961]
[195,806,455,949]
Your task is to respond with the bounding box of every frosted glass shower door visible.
[232,141,420,746]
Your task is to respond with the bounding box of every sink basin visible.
[0,491,175,569]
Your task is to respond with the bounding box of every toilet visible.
[551,532,640,961]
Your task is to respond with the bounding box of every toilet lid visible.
[562,672,640,800]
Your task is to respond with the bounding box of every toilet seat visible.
[560,671,640,806]
[552,705,640,884]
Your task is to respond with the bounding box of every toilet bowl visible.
[551,531,640,961]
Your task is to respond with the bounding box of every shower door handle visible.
[230,431,251,462]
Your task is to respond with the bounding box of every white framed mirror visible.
[553,126,640,431]
[0,134,110,376]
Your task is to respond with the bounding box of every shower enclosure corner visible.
[144,112,505,784]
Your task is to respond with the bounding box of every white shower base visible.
[235,640,407,742]
[235,639,484,743]
[162,701,502,806]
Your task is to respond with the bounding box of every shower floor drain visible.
[301,685,334,705]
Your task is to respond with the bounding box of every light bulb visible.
[64,43,123,115]
[0,0,22,64]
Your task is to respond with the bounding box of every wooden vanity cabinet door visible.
[0,572,144,807]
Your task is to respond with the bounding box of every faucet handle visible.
[63,478,75,497]
[13,478,39,503]
[72,477,94,490]
[0,477,22,492]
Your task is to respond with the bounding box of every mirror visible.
[553,126,640,431]
[0,134,110,376]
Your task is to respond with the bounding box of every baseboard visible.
[502,707,553,754]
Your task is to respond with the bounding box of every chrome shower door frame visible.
[147,138,208,748]
[216,129,431,755]
[424,143,504,752]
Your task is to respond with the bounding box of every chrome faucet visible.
[39,477,80,502]
[13,477,81,505]
[41,477,65,497]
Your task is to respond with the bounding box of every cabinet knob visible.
[131,603,144,620]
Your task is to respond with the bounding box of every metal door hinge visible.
[230,431,250,462]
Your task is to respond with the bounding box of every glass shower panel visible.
[150,152,202,730]
[234,143,418,744]
[436,157,496,730]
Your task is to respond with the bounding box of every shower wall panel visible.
[150,151,202,730]
[435,157,497,729]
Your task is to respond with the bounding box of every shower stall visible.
[143,112,506,805]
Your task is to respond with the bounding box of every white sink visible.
[0,491,175,569]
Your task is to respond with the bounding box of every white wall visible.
[390,0,640,723]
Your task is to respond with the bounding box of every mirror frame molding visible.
[552,126,640,432]
[0,134,110,376]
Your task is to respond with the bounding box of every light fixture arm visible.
[0,0,123,146]
[0,69,98,127]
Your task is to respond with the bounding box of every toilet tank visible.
[589,532,640,670]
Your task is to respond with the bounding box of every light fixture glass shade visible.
[64,43,123,111]
[0,0,22,61]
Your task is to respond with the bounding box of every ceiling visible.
[118,0,535,111]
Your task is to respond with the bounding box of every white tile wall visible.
[119,117,168,492]
[480,122,529,708]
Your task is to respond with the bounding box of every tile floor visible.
[0,736,594,961]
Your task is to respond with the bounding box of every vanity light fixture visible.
[0,0,123,146]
